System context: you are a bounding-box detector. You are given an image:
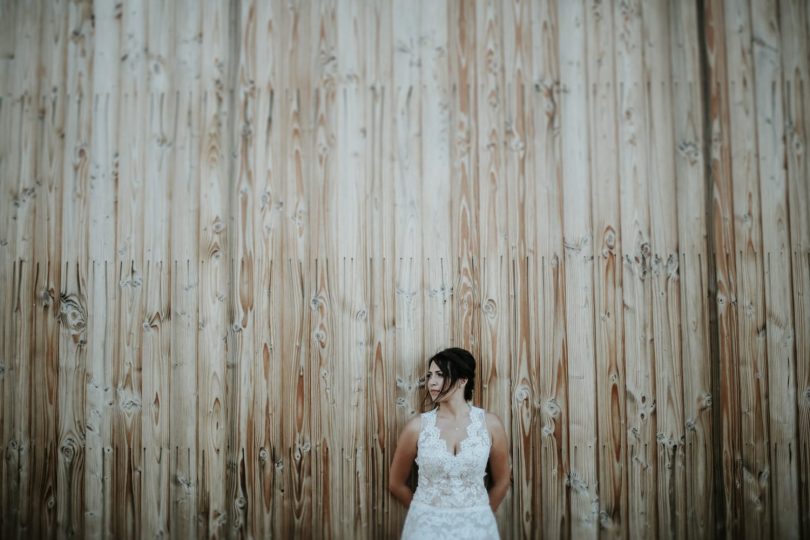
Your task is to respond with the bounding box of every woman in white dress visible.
[389,348,510,539]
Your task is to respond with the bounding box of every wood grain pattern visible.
[0,0,808,538]
[671,1,714,536]
[585,1,626,537]
[750,2,800,538]
[780,3,810,537]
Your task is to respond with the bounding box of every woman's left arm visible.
[486,412,511,512]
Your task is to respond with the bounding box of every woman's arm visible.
[486,412,511,512]
[388,416,420,508]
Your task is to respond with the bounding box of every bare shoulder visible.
[403,414,422,434]
[484,410,506,431]
[396,414,423,441]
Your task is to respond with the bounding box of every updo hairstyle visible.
[426,347,476,404]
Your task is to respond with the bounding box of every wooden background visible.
[0,0,807,538]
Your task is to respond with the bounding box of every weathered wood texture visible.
[0,1,807,538]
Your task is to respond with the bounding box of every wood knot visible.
[565,470,589,494]
[312,328,327,348]
[666,253,679,278]
[119,270,142,288]
[656,432,679,450]
[543,398,561,419]
[699,393,712,410]
[175,473,193,492]
[117,388,142,414]
[513,385,531,404]
[59,438,77,461]
[310,295,325,310]
[602,227,616,255]
[677,140,700,165]
[212,217,226,234]
[40,288,55,308]
[482,299,497,319]
[59,293,87,337]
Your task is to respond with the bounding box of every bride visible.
[388,348,511,539]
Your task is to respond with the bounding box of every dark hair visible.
[423,347,476,407]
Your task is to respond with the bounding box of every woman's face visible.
[426,360,464,402]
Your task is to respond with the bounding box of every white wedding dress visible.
[401,405,500,539]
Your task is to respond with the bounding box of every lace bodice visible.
[412,405,491,508]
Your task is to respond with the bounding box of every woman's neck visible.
[437,394,469,417]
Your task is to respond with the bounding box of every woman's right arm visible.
[388,416,420,508]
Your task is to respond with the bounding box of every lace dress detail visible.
[401,406,499,539]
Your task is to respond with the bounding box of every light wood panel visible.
[0,1,808,539]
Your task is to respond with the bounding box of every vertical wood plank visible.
[29,11,69,536]
[29,260,60,539]
[196,80,230,538]
[4,260,32,537]
[0,0,16,85]
[560,0,598,537]
[65,0,93,98]
[112,260,144,540]
[479,254,512,534]
[9,0,40,100]
[475,12,512,533]
[171,261,199,540]
[528,0,569,536]
[643,2,687,538]
[670,1,715,536]
[141,261,170,538]
[722,2,773,536]
[32,0,67,270]
[57,261,87,539]
[585,0,627,536]
[418,0,450,264]
[0,257,9,537]
[367,255,396,539]
[390,0,425,534]
[392,255,422,532]
[703,0,743,536]
[392,0,422,265]
[780,1,810,534]
[616,1,657,536]
[229,3,259,535]
[502,3,533,536]
[279,258,312,537]
[448,0,479,359]
[197,5,233,535]
[311,2,338,529]
[169,89,200,540]
[750,1,800,537]
[147,0,174,95]
[267,257,285,539]
[60,4,95,526]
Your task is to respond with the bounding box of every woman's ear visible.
[458,378,468,389]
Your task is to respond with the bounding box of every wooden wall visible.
[0,0,807,538]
